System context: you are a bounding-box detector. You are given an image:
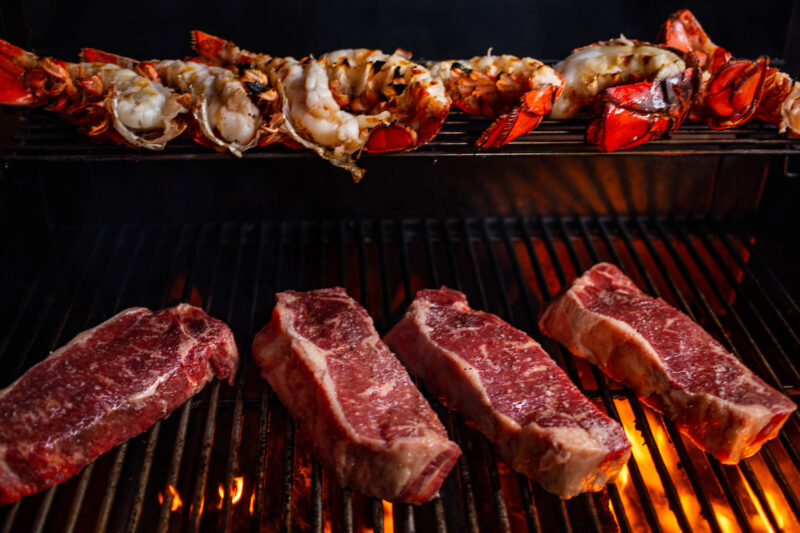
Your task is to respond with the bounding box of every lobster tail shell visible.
[755,68,800,134]
[659,9,730,69]
[0,38,38,105]
[192,31,256,67]
[701,58,769,128]
[476,84,561,149]
[80,48,140,71]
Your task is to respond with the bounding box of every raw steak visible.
[384,287,631,498]
[539,262,796,463]
[0,304,239,504]
[252,288,461,503]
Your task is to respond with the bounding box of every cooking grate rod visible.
[551,216,697,533]
[690,219,800,383]
[711,223,800,353]
[595,216,727,533]
[536,216,671,533]
[1,227,111,533]
[96,224,170,533]
[4,110,799,161]
[126,225,198,533]
[426,221,481,533]
[63,225,146,533]
[735,224,800,329]
[456,219,514,533]
[613,216,759,533]
[646,218,786,532]
[662,218,800,529]
[376,221,418,533]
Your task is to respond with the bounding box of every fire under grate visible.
[2,109,800,161]
[1,215,799,533]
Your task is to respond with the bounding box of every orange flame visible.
[611,399,799,532]
[157,484,183,512]
[742,477,775,533]
[383,501,394,533]
[765,490,785,530]
[249,491,255,516]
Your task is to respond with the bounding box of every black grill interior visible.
[1,216,799,532]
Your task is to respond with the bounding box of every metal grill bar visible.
[533,216,665,533]
[94,224,170,533]
[422,220,479,533]
[1,227,111,533]
[125,224,194,533]
[455,220,513,533]
[647,218,787,532]
[155,223,226,532]
[2,227,87,379]
[690,220,800,383]
[253,222,284,532]
[622,216,755,533]
[734,225,800,333]
[554,217,696,533]
[63,225,144,533]
[596,216,723,533]
[4,111,800,162]
[309,224,326,533]
[661,219,800,531]
[710,223,800,352]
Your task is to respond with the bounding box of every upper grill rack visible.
[0,215,799,533]
[2,109,799,162]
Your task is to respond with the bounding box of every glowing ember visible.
[249,491,255,516]
[217,476,246,510]
[383,501,394,533]
[157,484,183,512]
[232,476,244,504]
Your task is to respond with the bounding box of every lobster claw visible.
[586,69,696,152]
[702,58,768,128]
[476,84,561,149]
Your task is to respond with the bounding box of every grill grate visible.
[1,216,799,532]
[1,109,799,161]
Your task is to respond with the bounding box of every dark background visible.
[2,0,796,64]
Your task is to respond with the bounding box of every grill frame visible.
[0,216,799,532]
